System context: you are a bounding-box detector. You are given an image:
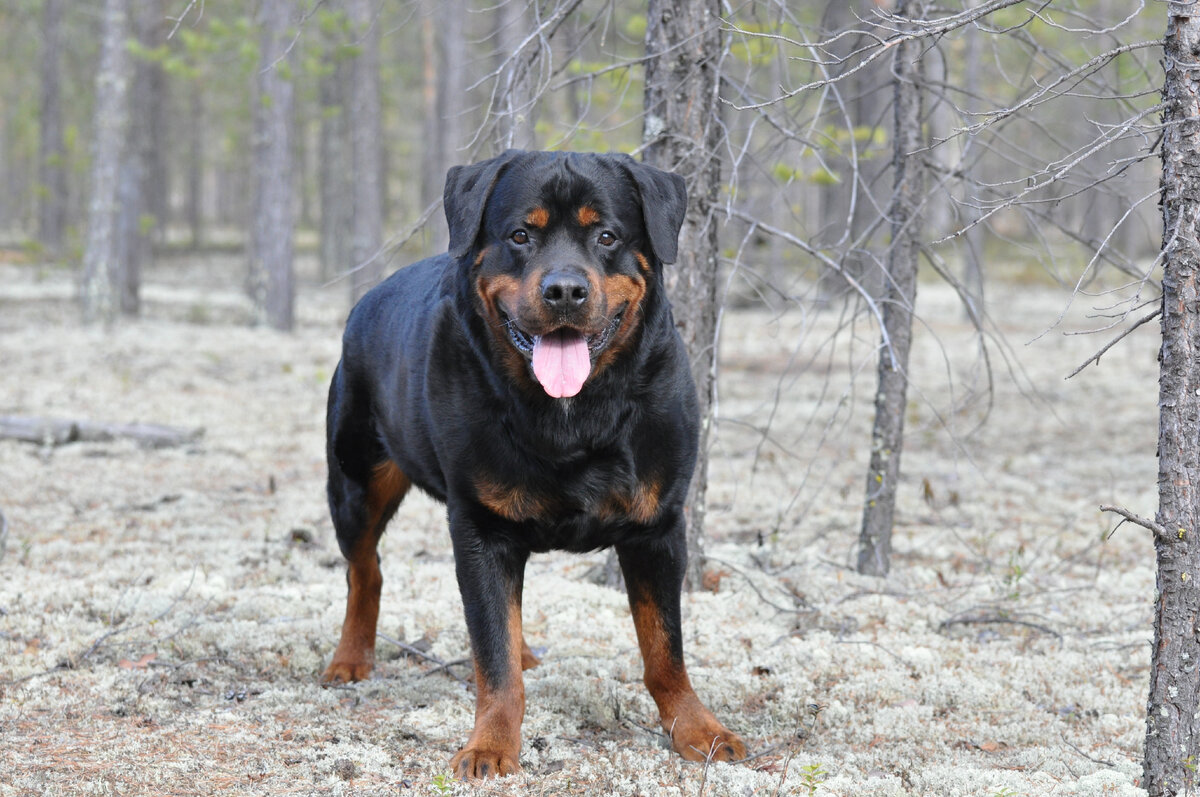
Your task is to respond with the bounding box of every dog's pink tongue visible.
[531,329,590,398]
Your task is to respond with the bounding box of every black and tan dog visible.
[322,150,746,778]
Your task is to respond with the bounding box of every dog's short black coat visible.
[323,150,745,778]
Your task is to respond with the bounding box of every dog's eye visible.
[510,230,529,245]
[597,231,617,247]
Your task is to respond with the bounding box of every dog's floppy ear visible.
[619,156,688,265]
[444,150,522,259]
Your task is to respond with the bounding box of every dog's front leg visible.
[617,516,747,763]
[448,511,529,779]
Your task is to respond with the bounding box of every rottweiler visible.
[322,150,746,778]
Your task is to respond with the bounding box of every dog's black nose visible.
[540,271,589,311]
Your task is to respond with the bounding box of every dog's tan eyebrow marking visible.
[525,207,549,228]
[576,205,600,227]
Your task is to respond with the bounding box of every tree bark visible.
[642,0,724,592]
[114,0,165,317]
[185,88,204,249]
[38,0,68,258]
[421,0,466,253]
[856,1,925,578]
[248,0,296,330]
[81,0,132,325]
[347,0,385,301]
[1144,9,1200,795]
[493,0,537,150]
[318,16,352,280]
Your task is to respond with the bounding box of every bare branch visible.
[1100,504,1174,542]
[1066,305,1161,379]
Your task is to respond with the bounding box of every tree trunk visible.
[420,0,466,254]
[347,0,385,301]
[856,1,924,578]
[81,0,132,325]
[141,3,169,243]
[642,0,723,592]
[1144,10,1200,795]
[421,9,439,208]
[961,5,985,320]
[493,0,537,150]
[185,88,204,249]
[38,0,68,259]
[318,14,352,280]
[248,0,296,330]
[113,0,164,317]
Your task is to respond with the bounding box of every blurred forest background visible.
[0,0,1165,579]
[0,0,1161,310]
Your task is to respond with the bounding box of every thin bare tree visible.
[1141,8,1200,793]
[248,0,297,330]
[81,0,132,325]
[347,0,385,301]
[38,0,67,259]
[856,0,926,577]
[642,0,725,591]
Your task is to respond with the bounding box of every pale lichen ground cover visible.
[1,260,1156,795]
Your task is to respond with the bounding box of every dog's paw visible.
[667,711,747,763]
[320,658,372,685]
[451,745,521,779]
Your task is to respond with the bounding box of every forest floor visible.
[0,253,1159,796]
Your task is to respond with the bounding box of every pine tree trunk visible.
[856,1,924,578]
[1144,10,1200,795]
[248,0,296,330]
[493,0,537,150]
[318,53,351,280]
[186,89,204,250]
[642,0,723,592]
[81,0,131,325]
[38,0,67,258]
[113,0,164,318]
[420,0,466,254]
[347,0,385,301]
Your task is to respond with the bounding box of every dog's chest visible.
[471,459,662,529]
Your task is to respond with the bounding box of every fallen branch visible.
[938,613,1063,640]
[0,415,203,448]
[1099,503,1174,542]
[375,632,470,685]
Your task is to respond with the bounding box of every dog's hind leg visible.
[322,370,411,684]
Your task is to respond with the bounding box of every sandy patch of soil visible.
[0,258,1156,795]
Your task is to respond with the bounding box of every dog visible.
[322,150,746,778]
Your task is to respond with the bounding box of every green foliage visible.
[798,762,828,795]
[623,13,647,40]
[429,772,454,796]
[1003,545,1027,600]
[138,214,158,237]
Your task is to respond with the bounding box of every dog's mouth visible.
[501,308,625,398]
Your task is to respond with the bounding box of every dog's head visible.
[444,151,687,399]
